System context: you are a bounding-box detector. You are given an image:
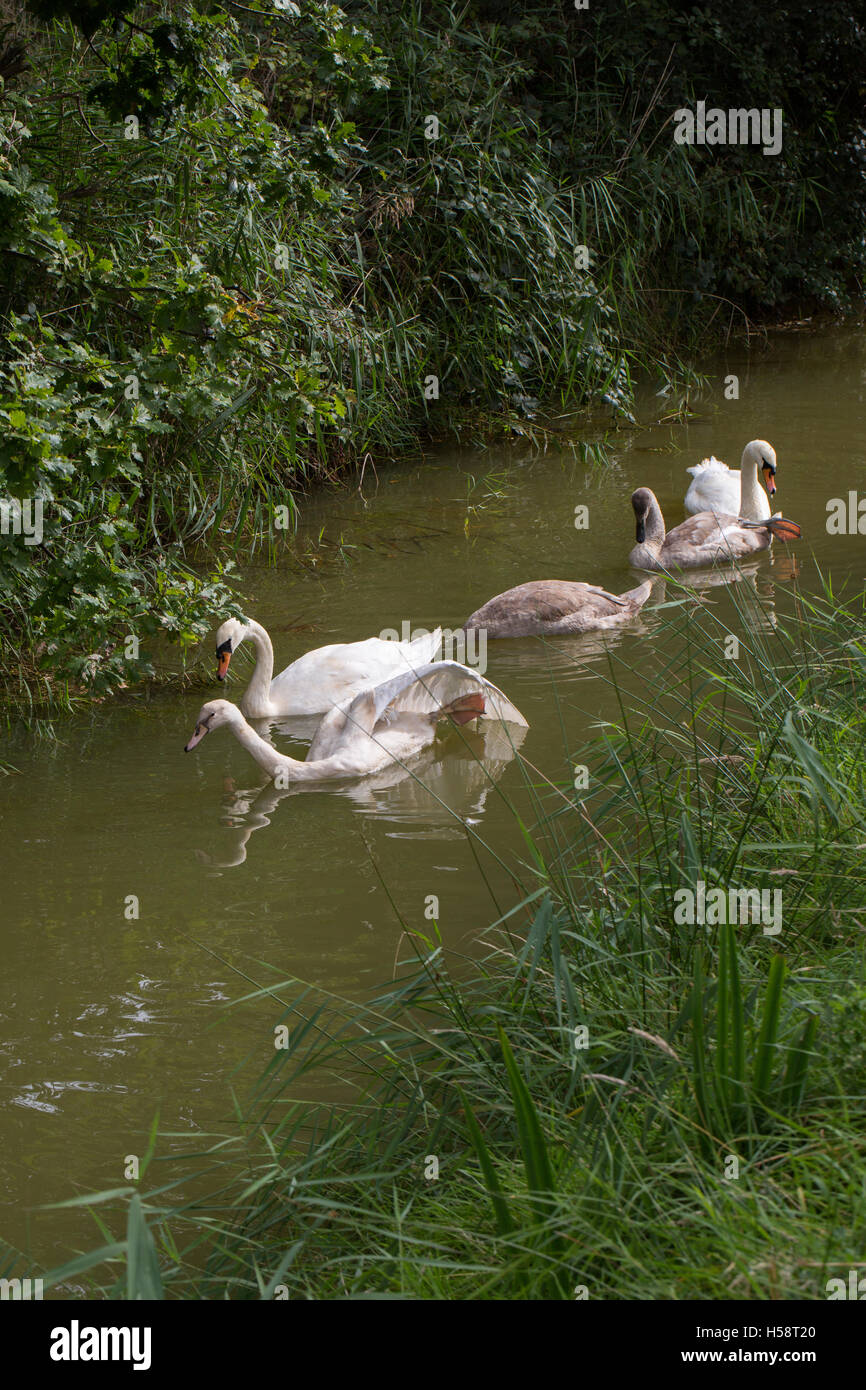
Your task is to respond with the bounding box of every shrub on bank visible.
[1,1,862,697]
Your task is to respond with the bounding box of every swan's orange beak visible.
[216,649,231,681]
[762,464,777,496]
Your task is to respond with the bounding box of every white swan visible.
[185,661,528,783]
[214,616,442,717]
[684,440,778,520]
[629,488,801,571]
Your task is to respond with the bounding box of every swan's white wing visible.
[269,628,442,716]
[308,660,527,759]
[366,661,528,729]
[660,510,772,566]
[306,702,353,760]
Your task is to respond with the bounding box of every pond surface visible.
[3,324,865,1274]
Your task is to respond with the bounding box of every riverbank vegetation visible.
[1,1,864,702]
[36,583,866,1298]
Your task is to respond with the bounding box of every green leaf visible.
[753,954,786,1106]
[126,1195,164,1301]
[497,1027,555,1195]
[459,1087,514,1237]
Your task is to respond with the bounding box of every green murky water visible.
[3,325,865,1272]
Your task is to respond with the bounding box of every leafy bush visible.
[1,1,863,700]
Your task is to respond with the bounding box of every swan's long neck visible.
[739,447,764,520]
[242,620,275,714]
[229,713,350,783]
[643,495,666,548]
[230,716,304,781]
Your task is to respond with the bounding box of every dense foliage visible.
[1,1,864,697]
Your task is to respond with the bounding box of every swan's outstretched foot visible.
[435,692,486,726]
[766,516,802,543]
[741,515,802,542]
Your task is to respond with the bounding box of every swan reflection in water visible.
[195,720,528,868]
[647,548,801,635]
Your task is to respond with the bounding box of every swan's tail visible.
[584,580,652,609]
[620,580,653,607]
[402,625,442,666]
[686,455,727,477]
